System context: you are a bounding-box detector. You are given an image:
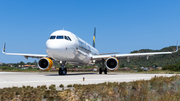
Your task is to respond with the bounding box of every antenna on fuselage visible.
[92,27,96,48]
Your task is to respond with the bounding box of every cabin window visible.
[49,36,56,39]
[57,36,63,39]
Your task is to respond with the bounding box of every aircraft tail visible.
[2,43,6,53]
[92,28,96,48]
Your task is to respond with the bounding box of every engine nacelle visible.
[105,57,119,71]
[38,58,53,71]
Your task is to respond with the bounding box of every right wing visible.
[92,42,178,60]
[2,43,48,59]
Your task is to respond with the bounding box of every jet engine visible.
[38,58,53,71]
[105,57,119,71]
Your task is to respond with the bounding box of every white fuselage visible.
[46,30,99,65]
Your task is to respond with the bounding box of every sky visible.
[0,0,180,63]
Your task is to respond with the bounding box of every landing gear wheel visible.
[58,68,67,75]
[62,68,67,75]
[99,68,102,74]
[58,68,62,75]
[104,68,107,74]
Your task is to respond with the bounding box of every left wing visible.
[92,43,178,60]
[2,43,48,59]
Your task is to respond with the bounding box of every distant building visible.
[156,67,162,70]
[18,65,22,68]
[0,62,2,65]
[9,64,13,67]
[23,65,36,68]
[141,67,149,71]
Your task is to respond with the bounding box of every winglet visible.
[176,41,178,52]
[173,41,179,53]
[2,43,6,54]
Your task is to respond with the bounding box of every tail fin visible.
[92,28,96,48]
[2,43,6,53]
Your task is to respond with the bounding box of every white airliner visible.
[2,28,178,75]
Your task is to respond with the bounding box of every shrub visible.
[59,84,64,88]
[137,68,143,72]
[162,65,179,71]
[67,84,72,87]
[41,85,47,89]
[1,66,15,70]
[28,67,33,69]
[49,84,56,90]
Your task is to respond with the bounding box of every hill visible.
[119,46,180,68]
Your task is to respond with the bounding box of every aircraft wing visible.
[2,43,48,59]
[92,43,178,60]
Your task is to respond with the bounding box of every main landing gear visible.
[99,67,107,74]
[98,59,107,74]
[58,61,67,75]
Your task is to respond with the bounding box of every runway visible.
[0,72,176,88]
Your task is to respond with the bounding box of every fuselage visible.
[46,30,99,65]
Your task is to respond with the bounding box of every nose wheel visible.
[59,68,67,75]
[58,61,67,75]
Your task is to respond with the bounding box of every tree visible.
[27,62,31,65]
[120,64,125,68]
[1,66,14,70]
[152,63,158,68]
[19,61,25,65]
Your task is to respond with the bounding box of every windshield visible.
[49,36,56,39]
[57,36,63,39]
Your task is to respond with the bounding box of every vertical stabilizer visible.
[2,43,6,53]
[93,28,96,48]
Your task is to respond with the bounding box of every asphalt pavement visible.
[0,72,176,88]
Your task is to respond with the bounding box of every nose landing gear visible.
[58,61,67,75]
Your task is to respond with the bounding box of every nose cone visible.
[46,40,59,49]
[46,39,74,59]
[46,40,61,57]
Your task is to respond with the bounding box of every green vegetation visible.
[1,66,15,70]
[120,45,180,68]
[49,84,56,90]
[0,61,39,72]
[59,84,64,88]
[67,84,73,87]
[1,75,180,100]
[0,66,40,72]
[162,60,180,71]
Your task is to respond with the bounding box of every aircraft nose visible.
[46,40,59,49]
[46,40,61,57]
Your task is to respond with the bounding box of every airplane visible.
[2,28,179,75]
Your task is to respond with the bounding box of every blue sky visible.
[0,0,180,63]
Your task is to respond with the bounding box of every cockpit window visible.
[67,36,72,41]
[65,36,68,40]
[49,36,56,39]
[57,36,63,39]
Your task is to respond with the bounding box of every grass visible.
[1,75,180,100]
